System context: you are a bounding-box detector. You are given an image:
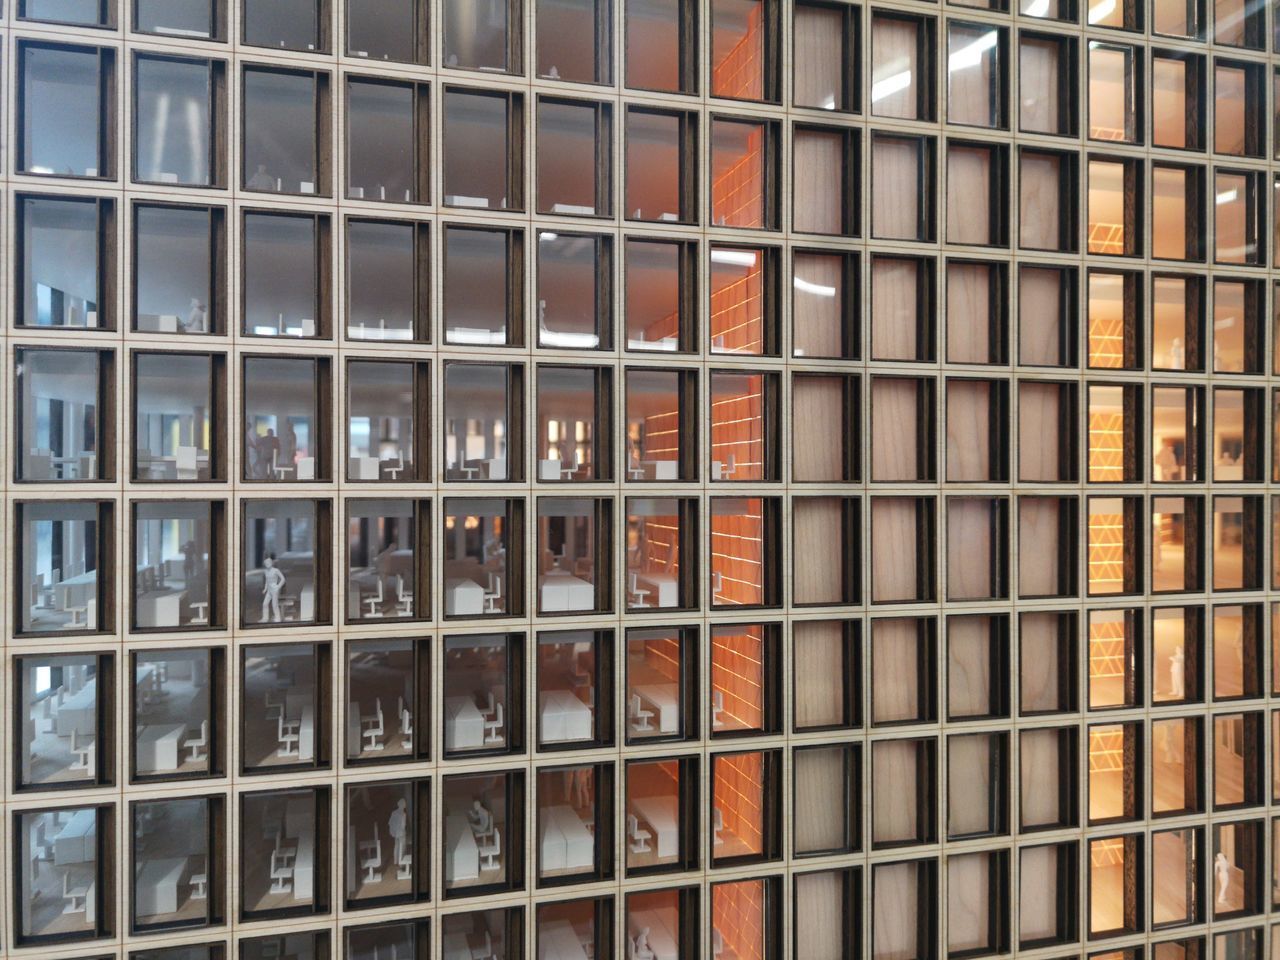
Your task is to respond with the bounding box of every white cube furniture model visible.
[539,690,593,743]
[632,684,680,734]
[633,572,679,608]
[445,578,486,616]
[445,813,480,884]
[134,856,186,918]
[642,460,679,481]
[444,696,486,751]
[539,571,594,612]
[629,796,679,860]
[351,457,381,480]
[135,590,185,628]
[54,681,98,738]
[53,809,96,866]
[539,805,594,873]
[135,723,186,774]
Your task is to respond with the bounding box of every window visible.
[16,805,112,943]
[1088,495,1144,595]
[132,649,220,780]
[793,620,861,730]
[441,771,525,894]
[19,42,115,179]
[792,0,859,111]
[536,499,612,613]
[871,375,936,480]
[1214,169,1265,265]
[948,734,1010,840]
[710,623,781,735]
[243,0,325,51]
[347,0,429,64]
[1020,614,1078,717]
[794,744,861,855]
[345,637,427,764]
[712,878,782,958]
[243,356,327,481]
[710,116,779,229]
[347,920,430,959]
[346,218,428,342]
[1088,157,1142,256]
[871,255,936,361]
[1088,270,1143,368]
[538,98,612,216]
[16,653,112,789]
[1019,842,1078,946]
[1019,32,1078,136]
[240,642,330,770]
[240,499,330,626]
[1213,714,1264,809]
[625,0,697,93]
[711,0,777,101]
[346,359,428,481]
[1089,43,1141,142]
[1018,497,1079,598]
[792,125,858,236]
[870,497,937,602]
[443,89,524,210]
[1152,274,1205,371]
[947,22,1007,128]
[444,362,522,481]
[1152,385,1206,483]
[442,633,523,753]
[1213,278,1264,373]
[1153,51,1206,150]
[535,763,614,883]
[17,500,113,634]
[947,260,1009,363]
[135,0,220,38]
[946,141,1010,246]
[537,630,613,748]
[710,245,779,354]
[870,12,936,120]
[1214,0,1264,46]
[871,738,938,847]
[537,898,613,959]
[1018,380,1079,481]
[243,933,330,960]
[133,351,220,483]
[793,250,858,358]
[20,0,112,24]
[346,77,430,203]
[444,226,524,345]
[444,0,520,71]
[16,347,112,482]
[871,133,936,241]
[442,910,524,957]
[625,237,697,351]
[442,500,525,617]
[18,195,114,329]
[1214,60,1265,156]
[625,757,700,873]
[346,499,427,622]
[537,365,612,480]
[130,796,223,932]
[626,626,698,742]
[625,368,696,481]
[1154,0,1202,35]
[946,497,1008,601]
[625,497,698,610]
[134,55,222,187]
[242,67,329,195]
[537,0,612,82]
[1088,834,1143,936]
[1152,606,1203,706]
[538,232,612,350]
[1214,495,1263,591]
[242,212,329,338]
[1151,164,1206,261]
[1018,148,1078,252]
[871,616,937,725]
[1213,387,1264,482]
[342,778,430,907]
[625,108,698,223]
[132,501,221,630]
[711,370,778,481]
[133,203,223,335]
[1213,604,1263,701]
[240,788,330,918]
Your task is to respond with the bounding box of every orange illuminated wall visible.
[1088,613,1127,707]
[629,758,680,804]
[711,498,764,604]
[710,373,764,478]
[710,257,766,354]
[712,126,765,228]
[712,2,764,100]
[1088,501,1125,595]
[713,879,766,960]
[714,751,764,855]
[630,513,681,577]
[711,625,765,731]
[640,407,680,462]
[633,634,682,685]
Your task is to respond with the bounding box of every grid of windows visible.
[4,0,1280,958]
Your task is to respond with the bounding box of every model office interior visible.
[4,0,1280,956]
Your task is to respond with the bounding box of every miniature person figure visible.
[468,799,493,839]
[1169,336,1185,369]
[1170,646,1185,699]
[631,928,656,960]
[245,422,261,479]
[1216,851,1232,904]
[261,555,286,623]
[246,163,275,191]
[1153,440,1180,482]
[388,798,408,867]
[184,297,207,334]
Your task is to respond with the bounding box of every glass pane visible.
[1152,166,1190,260]
[19,808,99,939]
[347,79,416,202]
[347,498,417,620]
[344,781,413,903]
[442,501,514,614]
[135,57,212,186]
[626,497,684,608]
[347,220,417,341]
[626,372,685,480]
[625,239,684,351]
[443,634,513,746]
[243,358,318,481]
[240,790,320,913]
[538,0,605,82]
[243,214,319,337]
[793,2,844,109]
[444,364,510,480]
[710,246,766,354]
[1214,280,1247,372]
[243,68,319,194]
[712,0,765,100]
[947,23,1001,128]
[346,638,415,761]
[1214,172,1252,264]
[793,252,847,358]
[537,366,600,479]
[538,99,601,215]
[17,349,101,481]
[1087,159,1128,255]
[132,798,210,928]
[1214,64,1247,154]
[1088,44,1134,142]
[135,205,214,334]
[539,234,606,349]
[242,502,320,624]
[347,361,416,481]
[23,0,104,23]
[133,649,212,775]
[242,645,320,766]
[871,15,921,119]
[626,0,684,91]
[710,372,765,480]
[443,0,511,70]
[711,624,767,732]
[537,500,598,612]
[136,0,214,38]
[626,760,684,869]
[537,631,598,743]
[20,501,101,633]
[442,775,513,888]
[443,90,513,209]
[244,0,320,51]
[134,500,215,631]
[711,497,766,605]
[711,118,767,228]
[1152,386,1192,481]
[18,655,99,786]
[19,197,100,328]
[626,629,685,739]
[21,45,103,176]
[444,227,512,345]
[1153,57,1188,148]
[626,109,685,222]
[134,353,214,482]
[348,0,418,62]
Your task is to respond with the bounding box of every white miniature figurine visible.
[468,799,493,837]
[185,297,207,334]
[1169,646,1185,699]
[631,928,656,960]
[261,555,286,623]
[388,797,408,867]
[1215,851,1231,904]
[1169,336,1185,369]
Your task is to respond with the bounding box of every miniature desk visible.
[631,796,679,859]
[135,856,186,917]
[445,813,479,883]
[633,684,680,734]
[444,696,486,751]
[539,690,592,743]
[53,809,96,865]
[539,571,594,612]
[539,805,594,872]
[445,578,486,616]
[136,723,186,773]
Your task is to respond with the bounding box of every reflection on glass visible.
[443,500,516,616]
[346,638,416,762]
[134,649,212,777]
[626,497,685,609]
[1213,280,1248,372]
[947,23,1001,128]
[710,246,767,354]
[135,56,213,186]
[136,0,214,37]
[348,0,419,62]
[347,79,417,203]
[135,353,214,482]
[132,798,211,929]
[135,205,214,334]
[244,214,321,337]
[1214,171,1253,264]
[19,501,101,633]
[243,357,318,481]
[444,364,511,480]
[347,219,417,341]
[539,233,608,349]
[871,14,922,120]
[444,227,514,345]
[242,644,321,768]
[19,196,102,328]
[347,499,417,620]
[625,238,686,351]
[23,0,104,23]
[21,44,105,177]
[444,0,512,70]
[17,348,102,481]
[537,500,600,612]
[241,500,320,624]
[347,360,416,480]
[133,502,214,629]
[240,789,321,915]
[242,68,319,195]
[18,654,100,786]
[17,807,100,940]
[244,0,319,51]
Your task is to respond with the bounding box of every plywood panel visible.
[1020,728,1062,827]
[794,746,848,853]
[1018,266,1066,365]
[872,378,919,481]
[946,261,994,363]
[872,617,921,723]
[1019,152,1062,250]
[1018,497,1062,596]
[873,136,921,239]
[793,3,844,109]
[947,615,992,717]
[1019,36,1061,134]
[947,498,994,600]
[870,17,920,120]
[794,497,845,604]
[794,620,846,728]
[872,257,923,360]
[873,862,920,960]
[871,498,919,602]
[795,870,846,960]
[946,144,992,246]
[947,734,992,835]
[793,375,845,481]
[1018,381,1062,481]
[873,739,920,845]
[1019,612,1064,712]
[946,379,991,481]
[947,852,991,953]
[1018,845,1060,942]
[794,129,844,235]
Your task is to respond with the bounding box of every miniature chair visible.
[189,858,208,900]
[361,577,385,618]
[711,689,725,729]
[184,720,209,763]
[559,454,579,481]
[265,688,284,720]
[362,698,385,751]
[477,826,501,871]
[483,702,505,744]
[395,574,414,616]
[269,847,295,894]
[277,713,301,757]
[397,696,414,749]
[62,870,89,916]
[175,445,199,480]
[712,805,725,846]
[627,813,652,854]
[483,572,503,613]
[359,826,383,884]
[629,694,655,733]
[383,456,404,480]
[189,599,210,625]
[628,572,651,608]
[270,447,295,480]
[69,727,95,774]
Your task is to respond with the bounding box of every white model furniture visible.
[445,813,480,883]
[539,571,594,612]
[634,572,678,608]
[444,696,486,751]
[627,814,652,853]
[362,698,385,751]
[633,684,680,734]
[539,805,594,872]
[184,720,209,762]
[53,809,96,865]
[540,919,591,960]
[539,691,593,743]
[135,723,186,773]
[629,694,656,733]
[630,796,679,859]
[445,578,486,616]
[351,456,380,480]
[135,856,186,918]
